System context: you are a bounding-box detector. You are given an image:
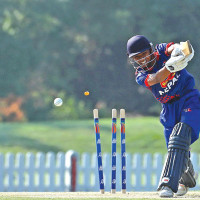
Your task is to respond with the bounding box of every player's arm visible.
[147,42,194,86]
[146,44,175,86]
[146,67,171,86]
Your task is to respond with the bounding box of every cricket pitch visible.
[0,191,200,199]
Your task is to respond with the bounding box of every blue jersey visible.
[136,43,196,103]
[135,42,200,146]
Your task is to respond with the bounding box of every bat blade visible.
[181,40,192,56]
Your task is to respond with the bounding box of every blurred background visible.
[0,0,200,193]
[0,0,200,153]
[1,0,200,122]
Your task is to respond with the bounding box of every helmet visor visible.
[129,45,156,72]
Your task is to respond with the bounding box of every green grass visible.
[0,116,199,154]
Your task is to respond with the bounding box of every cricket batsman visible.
[126,35,200,197]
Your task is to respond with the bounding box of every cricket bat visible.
[180,40,192,56]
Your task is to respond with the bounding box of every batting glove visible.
[165,55,188,72]
[171,43,184,57]
[171,42,194,62]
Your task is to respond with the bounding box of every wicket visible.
[93,108,126,194]
[93,109,105,194]
[111,109,117,194]
[120,109,126,194]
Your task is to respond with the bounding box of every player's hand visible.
[171,42,194,62]
[166,42,194,72]
[171,44,184,57]
[166,54,185,67]
[165,55,188,72]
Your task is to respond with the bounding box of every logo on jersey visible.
[184,108,192,112]
[159,73,180,95]
[160,73,175,88]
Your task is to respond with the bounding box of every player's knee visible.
[168,122,192,150]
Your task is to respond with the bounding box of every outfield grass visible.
[0,116,199,154]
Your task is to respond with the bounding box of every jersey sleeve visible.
[136,72,151,88]
[156,42,174,61]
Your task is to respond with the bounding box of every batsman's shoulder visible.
[135,71,148,82]
[155,42,174,59]
[156,43,167,52]
[135,70,148,77]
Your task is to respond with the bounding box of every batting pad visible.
[157,122,191,193]
[179,159,196,188]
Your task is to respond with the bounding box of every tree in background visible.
[0,0,199,121]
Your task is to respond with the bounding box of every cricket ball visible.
[54,98,63,106]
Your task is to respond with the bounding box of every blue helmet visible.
[127,35,156,72]
[127,35,151,58]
